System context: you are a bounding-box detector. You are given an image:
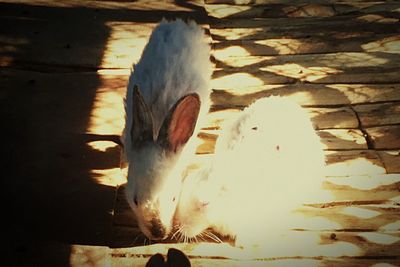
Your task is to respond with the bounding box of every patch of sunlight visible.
[221,55,269,68]
[212,72,264,89]
[206,4,252,18]
[358,232,400,245]
[255,39,304,55]
[362,36,400,54]
[319,52,388,68]
[379,221,400,231]
[357,14,399,24]
[322,129,366,146]
[288,212,341,230]
[371,264,399,267]
[252,232,360,258]
[261,63,341,82]
[91,168,126,187]
[340,207,380,219]
[325,157,386,176]
[213,45,251,61]
[224,84,285,96]
[390,195,400,202]
[325,84,378,103]
[87,88,125,135]
[190,243,247,259]
[101,22,154,68]
[97,69,131,76]
[87,140,117,152]
[70,245,111,267]
[265,259,320,267]
[326,174,400,190]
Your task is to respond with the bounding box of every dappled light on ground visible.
[362,36,400,53]
[262,63,341,82]
[212,72,264,89]
[101,22,154,69]
[207,4,251,18]
[86,76,126,186]
[212,45,251,60]
[91,167,126,187]
[356,14,398,24]
[87,79,125,135]
[254,38,306,55]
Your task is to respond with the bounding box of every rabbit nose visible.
[150,218,167,240]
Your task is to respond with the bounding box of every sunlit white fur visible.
[175,96,326,246]
[122,19,212,239]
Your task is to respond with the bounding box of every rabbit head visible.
[125,85,201,240]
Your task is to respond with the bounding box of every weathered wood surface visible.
[3,0,400,265]
[206,2,400,18]
[211,84,400,106]
[379,150,400,174]
[213,35,400,56]
[70,244,400,267]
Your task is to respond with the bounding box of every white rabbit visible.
[122,19,212,240]
[174,96,326,247]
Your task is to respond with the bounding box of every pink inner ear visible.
[168,95,200,152]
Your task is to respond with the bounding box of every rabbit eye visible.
[276,145,280,151]
[134,196,138,206]
[251,126,258,131]
[172,197,176,202]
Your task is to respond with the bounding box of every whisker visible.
[203,231,223,243]
[198,232,206,242]
[171,228,180,241]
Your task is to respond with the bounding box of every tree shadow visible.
[1,1,208,266]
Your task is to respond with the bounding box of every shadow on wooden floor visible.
[0,1,207,266]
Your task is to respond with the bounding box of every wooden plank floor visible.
[109,0,400,266]
[2,0,399,266]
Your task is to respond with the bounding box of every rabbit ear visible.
[131,85,154,148]
[157,93,200,153]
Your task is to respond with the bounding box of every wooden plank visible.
[354,102,400,127]
[70,245,400,267]
[212,52,400,84]
[206,3,400,19]
[379,150,400,174]
[205,0,398,5]
[212,35,400,56]
[109,231,400,258]
[210,24,400,41]
[366,125,400,150]
[111,257,400,267]
[324,150,386,176]
[317,129,367,150]
[211,84,400,106]
[210,15,400,29]
[0,2,209,70]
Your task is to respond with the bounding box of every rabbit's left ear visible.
[157,93,200,153]
[131,85,154,148]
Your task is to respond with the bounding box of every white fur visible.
[122,19,212,240]
[175,96,326,246]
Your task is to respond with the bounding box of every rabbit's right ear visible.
[131,85,154,148]
[157,93,200,153]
